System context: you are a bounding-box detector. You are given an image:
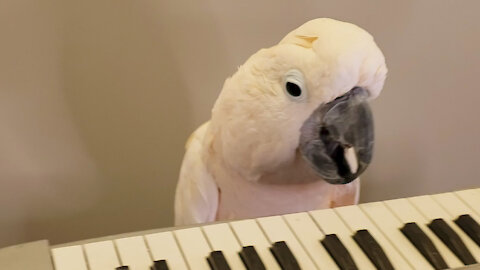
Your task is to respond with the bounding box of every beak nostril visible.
[319,126,330,138]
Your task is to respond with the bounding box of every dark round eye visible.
[286,82,302,97]
[284,69,307,101]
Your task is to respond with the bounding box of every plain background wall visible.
[0,0,479,248]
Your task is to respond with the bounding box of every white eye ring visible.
[283,69,307,101]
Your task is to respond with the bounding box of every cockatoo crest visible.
[291,35,319,49]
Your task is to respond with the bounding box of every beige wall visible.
[1,0,479,248]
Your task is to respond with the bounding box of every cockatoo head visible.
[209,18,387,185]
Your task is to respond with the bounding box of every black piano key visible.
[207,250,231,270]
[116,266,129,270]
[401,222,448,270]
[352,230,394,270]
[455,214,480,247]
[151,260,169,270]
[239,246,266,270]
[269,241,301,270]
[321,234,358,270]
[428,218,477,265]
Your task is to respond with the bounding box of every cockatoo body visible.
[175,18,387,225]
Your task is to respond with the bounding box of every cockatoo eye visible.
[284,69,307,101]
[286,82,302,97]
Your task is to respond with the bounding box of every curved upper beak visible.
[299,87,374,184]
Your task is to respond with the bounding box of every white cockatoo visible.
[175,18,387,225]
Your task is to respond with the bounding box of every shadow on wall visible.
[0,0,102,248]
[0,0,231,247]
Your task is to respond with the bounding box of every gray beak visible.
[299,87,374,184]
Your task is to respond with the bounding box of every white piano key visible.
[335,205,413,270]
[360,202,434,270]
[456,189,480,216]
[202,223,246,270]
[115,236,152,270]
[409,195,480,262]
[434,192,480,224]
[385,198,463,268]
[174,227,211,270]
[257,215,318,269]
[51,245,88,270]
[84,240,121,270]
[283,212,339,270]
[145,231,188,270]
[309,208,376,270]
[434,192,480,255]
[230,219,281,270]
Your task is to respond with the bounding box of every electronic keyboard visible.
[1,188,480,270]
